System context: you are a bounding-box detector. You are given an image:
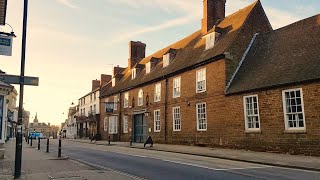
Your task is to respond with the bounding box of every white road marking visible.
[161,159,268,171]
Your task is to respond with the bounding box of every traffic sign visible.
[0,74,39,86]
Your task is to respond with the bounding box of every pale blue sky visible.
[0,0,319,125]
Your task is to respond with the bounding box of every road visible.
[31,139,320,180]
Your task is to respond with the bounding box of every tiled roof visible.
[101,1,260,97]
[227,14,320,94]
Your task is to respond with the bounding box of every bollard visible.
[38,138,40,150]
[27,136,29,144]
[30,138,32,146]
[129,136,132,146]
[58,139,61,158]
[46,139,49,153]
[108,136,111,145]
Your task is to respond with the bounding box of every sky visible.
[0,0,319,126]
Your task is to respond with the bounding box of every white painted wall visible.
[78,90,100,116]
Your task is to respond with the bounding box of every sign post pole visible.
[14,0,28,178]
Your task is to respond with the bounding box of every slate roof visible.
[227,14,320,94]
[101,1,262,97]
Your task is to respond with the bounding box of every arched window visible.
[138,89,143,106]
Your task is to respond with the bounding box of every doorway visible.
[133,114,148,143]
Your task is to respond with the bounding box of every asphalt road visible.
[31,139,320,180]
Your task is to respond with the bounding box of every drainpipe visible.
[164,78,168,143]
[118,93,122,141]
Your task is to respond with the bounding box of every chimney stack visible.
[113,65,125,77]
[202,0,226,34]
[128,41,146,68]
[100,74,112,86]
[92,79,100,91]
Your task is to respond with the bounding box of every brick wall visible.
[224,82,320,156]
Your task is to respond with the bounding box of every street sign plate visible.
[0,0,7,25]
[0,35,12,56]
[0,74,39,86]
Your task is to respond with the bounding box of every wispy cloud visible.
[104,0,201,45]
[56,0,78,9]
[106,15,199,46]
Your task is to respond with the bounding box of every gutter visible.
[225,33,259,94]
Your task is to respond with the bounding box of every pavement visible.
[67,138,320,172]
[0,140,135,180]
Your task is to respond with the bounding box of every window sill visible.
[173,130,181,132]
[284,129,306,134]
[197,129,207,132]
[245,129,261,134]
[196,90,206,94]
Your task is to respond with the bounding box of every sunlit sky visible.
[0,0,319,126]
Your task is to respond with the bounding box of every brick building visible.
[99,0,320,155]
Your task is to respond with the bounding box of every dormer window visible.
[163,53,172,68]
[205,32,220,50]
[112,77,116,87]
[146,62,151,74]
[132,68,137,79]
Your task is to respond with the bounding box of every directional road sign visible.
[0,74,39,86]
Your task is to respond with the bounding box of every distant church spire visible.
[34,113,38,123]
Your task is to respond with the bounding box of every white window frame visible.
[154,109,161,132]
[104,117,108,131]
[146,62,151,74]
[154,83,161,102]
[163,53,170,68]
[109,116,118,134]
[114,95,118,110]
[243,95,260,132]
[173,77,181,98]
[138,89,143,106]
[132,68,136,79]
[196,102,207,131]
[282,88,306,131]
[124,92,129,108]
[172,107,181,131]
[196,68,206,93]
[123,116,128,133]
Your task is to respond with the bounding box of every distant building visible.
[66,106,77,139]
[76,75,111,139]
[28,113,51,137]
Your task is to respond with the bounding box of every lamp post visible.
[14,0,29,178]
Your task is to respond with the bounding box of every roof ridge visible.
[224,0,262,52]
[271,13,320,33]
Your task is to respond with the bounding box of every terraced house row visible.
[76,0,320,156]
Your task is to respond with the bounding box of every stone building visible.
[28,113,51,137]
[98,0,320,156]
